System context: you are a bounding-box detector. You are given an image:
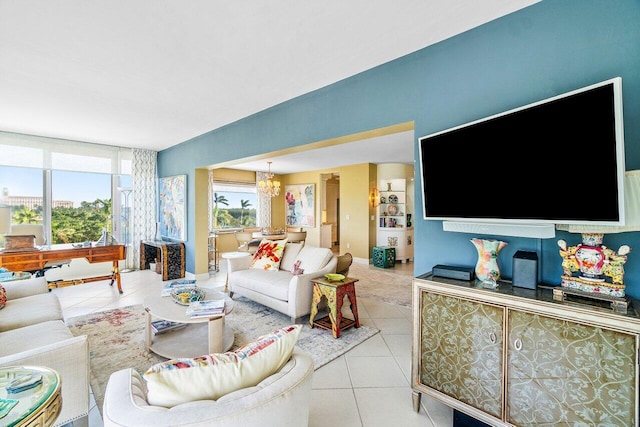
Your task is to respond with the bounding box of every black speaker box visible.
[453,410,491,427]
[512,250,538,289]
[432,264,474,281]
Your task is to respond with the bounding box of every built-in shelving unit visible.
[376,178,413,263]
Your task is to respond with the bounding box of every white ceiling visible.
[0,1,538,173]
[222,129,416,175]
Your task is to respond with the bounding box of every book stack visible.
[151,320,187,335]
[186,299,225,318]
[5,374,42,393]
[161,279,197,296]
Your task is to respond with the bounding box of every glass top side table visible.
[0,366,61,427]
[0,272,32,283]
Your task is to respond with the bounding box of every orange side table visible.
[309,276,360,338]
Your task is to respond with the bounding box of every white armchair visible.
[102,348,314,427]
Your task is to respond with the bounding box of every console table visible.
[140,240,185,281]
[412,273,640,426]
[0,244,126,293]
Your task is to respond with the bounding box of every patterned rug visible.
[67,297,379,413]
[348,262,413,307]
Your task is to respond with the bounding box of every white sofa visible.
[0,276,90,427]
[102,348,314,427]
[228,243,337,323]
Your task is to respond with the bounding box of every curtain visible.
[256,171,271,228]
[131,149,157,270]
[208,170,214,231]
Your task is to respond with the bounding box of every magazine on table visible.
[161,279,197,296]
[151,320,187,334]
[186,299,225,317]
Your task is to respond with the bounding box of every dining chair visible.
[285,231,307,245]
[8,224,72,276]
[9,223,47,246]
[235,231,259,254]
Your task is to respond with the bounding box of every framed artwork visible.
[285,184,315,227]
[159,174,186,241]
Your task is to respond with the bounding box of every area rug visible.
[348,262,413,307]
[67,297,379,412]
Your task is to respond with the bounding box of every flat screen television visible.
[418,77,625,238]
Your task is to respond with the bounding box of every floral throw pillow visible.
[0,284,6,310]
[250,239,287,271]
[143,325,302,407]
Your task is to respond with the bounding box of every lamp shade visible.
[0,206,10,234]
[556,170,640,234]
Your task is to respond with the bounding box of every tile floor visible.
[54,259,453,427]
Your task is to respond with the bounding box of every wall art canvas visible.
[159,174,186,241]
[285,184,315,227]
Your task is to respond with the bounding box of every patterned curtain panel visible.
[255,171,271,228]
[131,149,157,270]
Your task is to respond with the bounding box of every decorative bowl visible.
[170,286,205,305]
[324,273,345,282]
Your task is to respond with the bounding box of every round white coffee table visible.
[144,289,234,359]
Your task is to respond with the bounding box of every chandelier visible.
[258,162,281,197]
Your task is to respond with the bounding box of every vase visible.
[155,222,163,241]
[574,233,606,281]
[471,238,508,284]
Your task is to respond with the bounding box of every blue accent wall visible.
[158,0,640,298]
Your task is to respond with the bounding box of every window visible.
[211,183,257,230]
[51,170,112,243]
[0,166,43,246]
[0,131,131,246]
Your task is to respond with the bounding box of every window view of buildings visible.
[0,136,131,247]
[0,170,125,245]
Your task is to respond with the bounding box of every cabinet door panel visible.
[508,310,637,426]
[420,292,504,418]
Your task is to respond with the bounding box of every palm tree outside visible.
[239,199,252,225]
[213,193,229,228]
[12,206,40,224]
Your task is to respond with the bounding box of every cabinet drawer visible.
[507,310,638,426]
[417,291,504,419]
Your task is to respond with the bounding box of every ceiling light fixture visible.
[258,162,281,197]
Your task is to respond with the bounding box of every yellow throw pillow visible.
[143,325,302,407]
[250,239,287,271]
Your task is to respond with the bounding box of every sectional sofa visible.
[0,276,90,426]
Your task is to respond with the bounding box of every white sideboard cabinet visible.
[412,274,639,426]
